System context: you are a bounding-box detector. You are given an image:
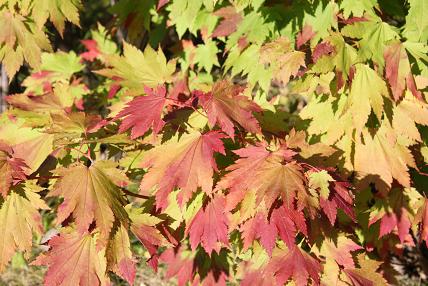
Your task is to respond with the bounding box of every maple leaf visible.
[240,212,277,255]
[160,246,195,286]
[39,51,85,80]
[212,7,242,38]
[354,123,415,189]
[33,228,110,286]
[217,144,307,211]
[330,181,356,223]
[0,187,48,272]
[342,20,399,67]
[307,170,355,225]
[115,85,167,139]
[106,224,136,285]
[312,41,335,62]
[0,122,54,174]
[7,81,87,118]
[32,0,82,36]
[126,205,167,269]
[308,170,334,200]
[0,144,27,197]
[368,188,416,243]
[194,40,220,73]
[343,254,388,286]
[316,236,362,268]
[340,0,376,19]
[49,161,129,239]
[345,63,388,133]
[260,37,306,86]
[296,24,316,49]
[81,24,117,62]
[96,42,176,93]
[80,39,100,61]
[187,195,229,254]
[0,11,52,78]
[166,0,204,38]
[392,94,428,143]
[320,258,348,286]
[270,205,307,249]
[416,198,428,247]
[267,246,322,286]
[139,131,225,210]
[197,80,262,138]
[314,33,357,83]
[384,41,422,101]
[46,112,107,138]
[403,0,428,43]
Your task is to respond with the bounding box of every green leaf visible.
[403,0,428,43]
[194,40,220,73]
[97,42,176,92]
[340,0,377,18]
[344,64,388,133]
[40,51,84,79]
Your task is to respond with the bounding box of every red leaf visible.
[212,7,242,38]
[108,83,121,99]
[384,42,423,101]
[140,131,226,210]
[241,271,276,286]
[107,225,136,285]
[197,80,262,138]
[267,246,322,286]
[33,230,110,286]
[240,212,277,255]
[201,271,227,286]
[116,85,167,139]
[322,237,362,267]
[217,144,306,211]
[270,206,296,249]
[80,39,100,62]
[417,198,428,246]
[157,0,169,10]
[187,195,229,254]
[320,198,337,225]
[331,181,356,221]
[379,212,410,243]
[0,143,27,197]
[296,24,316,49]
[370,205,411,243]
[160,246,195,286]
[312,42,335,62]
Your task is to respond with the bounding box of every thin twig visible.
[28,175,62,180]
[64,147,94,163]
[121,188,151,200]
[165,97,209,119]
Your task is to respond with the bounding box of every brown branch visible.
[0,65,8,112]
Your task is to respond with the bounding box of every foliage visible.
[0,0,428,285]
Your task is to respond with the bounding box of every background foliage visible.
[1,0,428,285]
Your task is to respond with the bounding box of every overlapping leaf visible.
[140,131,225,210]
[49,161,129,239]
[115,85,167,139]
[217,144,307,210]
[0,187,48,272]
[197,80,262,138]
[33,228,110,286]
